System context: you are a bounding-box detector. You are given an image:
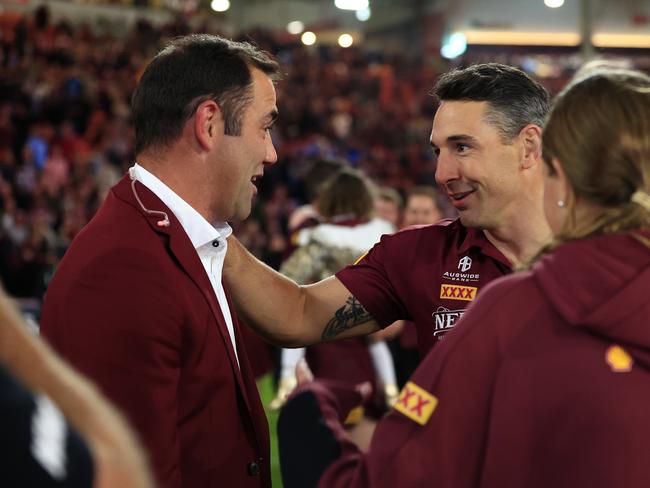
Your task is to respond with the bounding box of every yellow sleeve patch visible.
[344,406,365,425]
[606,344,634,373]
[393,381,438,426]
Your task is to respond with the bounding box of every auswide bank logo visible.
[458,256,472,272]
[442,255,479,282]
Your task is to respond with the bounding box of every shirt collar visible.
[459,224,511,267]
[131,163,232,249]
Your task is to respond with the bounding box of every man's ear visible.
[194,100,223,151]
[519,124,543,170]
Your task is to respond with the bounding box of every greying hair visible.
[433,63,550,143]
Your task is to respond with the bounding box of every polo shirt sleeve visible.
[335,234,410,328]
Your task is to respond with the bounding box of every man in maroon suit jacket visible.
[41,34,281,488]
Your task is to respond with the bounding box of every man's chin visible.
[234,204,253,222]
[457,211,484,230]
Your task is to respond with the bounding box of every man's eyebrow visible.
[265,109,279,124]
[430,134,477,148]
[446,134,478,143]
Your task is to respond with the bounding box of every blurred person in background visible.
[278,64,650,488]
[402,185,445,226]
[40,34,281,488]
[0,286,152,488]
[270,168,396,448]
[287,158,346,236]
[373,186,403,230]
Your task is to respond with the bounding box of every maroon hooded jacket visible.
[279,231,650,487]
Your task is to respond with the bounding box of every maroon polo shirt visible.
[336,218,511,357]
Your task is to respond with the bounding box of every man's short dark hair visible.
[433,63,550,143]
[132,34,281,155]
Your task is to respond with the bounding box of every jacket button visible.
[247,462,260,476]
[212,240,219,247]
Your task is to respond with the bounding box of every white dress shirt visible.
[130,164,239,367]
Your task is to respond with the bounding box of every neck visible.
[137,152,214,222]
[483,213,552,268]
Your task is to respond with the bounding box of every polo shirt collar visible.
[459,225,511,268]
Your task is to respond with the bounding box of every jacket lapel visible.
[229,293,271,454]
[112,176,254,411]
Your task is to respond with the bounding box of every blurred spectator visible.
[287,158,345,233]
[403,185,445,227]
[374,186,403,230]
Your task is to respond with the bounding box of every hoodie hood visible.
[534,232,650,353]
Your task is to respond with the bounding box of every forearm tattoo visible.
[321,296,374,340]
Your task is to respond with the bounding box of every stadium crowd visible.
[3,5,650,488]
[0,4,578,305]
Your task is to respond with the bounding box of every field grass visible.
[257,373,283,487]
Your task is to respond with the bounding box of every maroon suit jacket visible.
[41,176,270,488]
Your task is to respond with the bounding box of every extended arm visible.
[0,287,153,488]
[278,286,508,488]
[225,236,380,346]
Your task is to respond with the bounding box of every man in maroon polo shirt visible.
[224,63,552,359]
[277,65,650,488]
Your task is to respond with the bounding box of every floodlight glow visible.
[287,21,305,34]
[356,7,371,21]
[544,0,564,8]
[211,0,230,12]
[334,0,369,11]
[301,31,317,46]
[440,32,467,59]
[338,33,354,48]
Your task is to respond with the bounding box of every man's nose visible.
[434,151,459,186]
[265,135,278,165]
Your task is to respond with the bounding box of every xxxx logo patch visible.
[394,381,438,426]
[440,284,477,301]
